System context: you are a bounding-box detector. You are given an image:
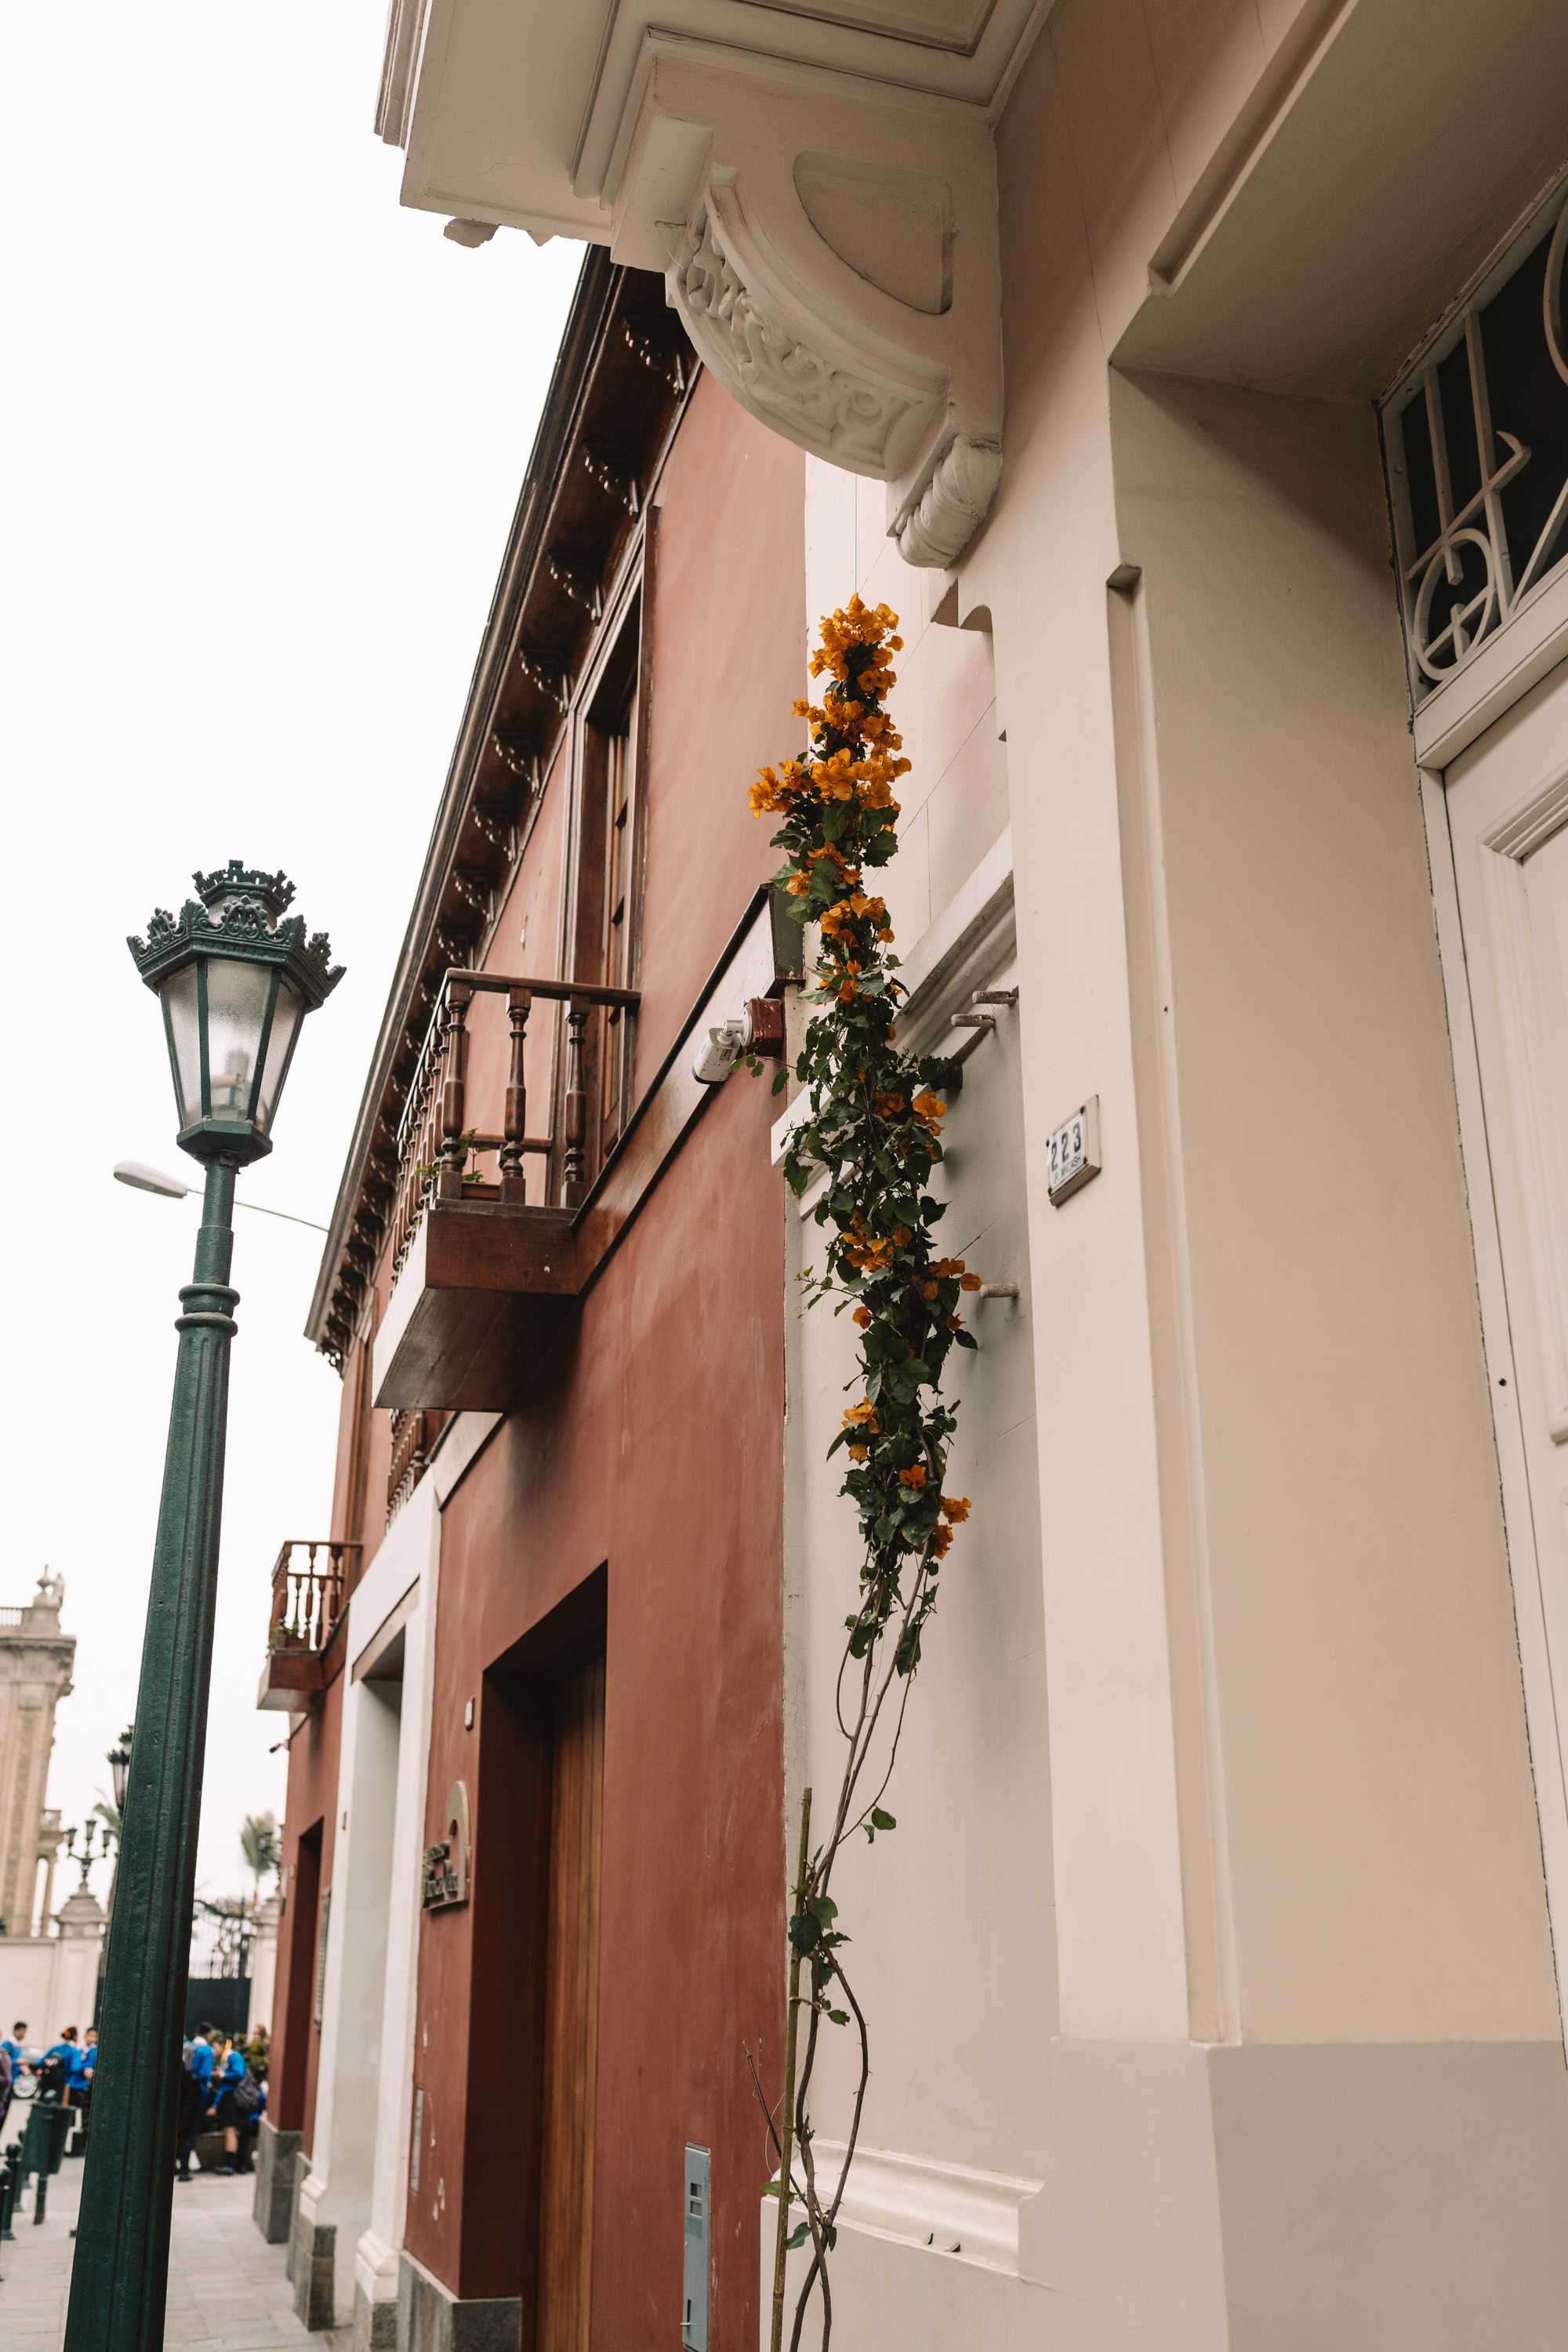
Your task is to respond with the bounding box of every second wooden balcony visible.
[372,971,631,1414]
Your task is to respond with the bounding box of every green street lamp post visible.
[64,862,341,2352]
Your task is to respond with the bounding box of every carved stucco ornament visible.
[619,46,1003,568]
[673,198,931,481]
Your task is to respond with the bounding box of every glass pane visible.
[252,976,304,1137]
[204,956,277,1122]
[163,964,201,1127]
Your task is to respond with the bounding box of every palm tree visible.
[239,1812,279,1910]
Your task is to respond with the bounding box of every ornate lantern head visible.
[108,1727,134,1815]
[128,861,343,1166]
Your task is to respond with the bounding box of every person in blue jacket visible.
[188,2030,215,2100]
[42,2025,79,2102]
[70,2027,97,2123]
[212,2041,250,2174]
[1,2020,27,2075]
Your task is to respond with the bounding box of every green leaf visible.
[871,1807,897,1831]
[786,2222,810,2250]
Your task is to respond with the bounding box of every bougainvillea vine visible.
[748,598,977,2352]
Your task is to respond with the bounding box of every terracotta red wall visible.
[637,372,807,1073]
[401,379,803,2347]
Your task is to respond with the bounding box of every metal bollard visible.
[0,2139,20,2239]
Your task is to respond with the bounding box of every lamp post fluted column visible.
[64,1156,240,2352]
[64,860,341,2352]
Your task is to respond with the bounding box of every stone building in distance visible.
[0,1570,74,1936]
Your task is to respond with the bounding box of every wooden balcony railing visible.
[387,1408,451,1524]
[267,1540,364,1658]
[389,970,641,1290]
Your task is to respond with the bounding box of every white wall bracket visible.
[606,37,1004,567]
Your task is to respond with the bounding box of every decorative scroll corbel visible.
[583,446,642,516]
[610,45,1004,566]
[517,648,571,710]
[492,725,541,792]
[896,438,1004,568]
[670,191,938,482]
[623,319,688,394]
[546,550,605,620]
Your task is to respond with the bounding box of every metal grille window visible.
[188,1898,253,1981]
[1382,183,1568,704]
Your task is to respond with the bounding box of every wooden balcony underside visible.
[256,1647,325,1712]
[373,1201,580,1411]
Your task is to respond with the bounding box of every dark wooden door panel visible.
[537,1651,606,2352]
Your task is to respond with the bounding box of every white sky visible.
[2,0,581,1913]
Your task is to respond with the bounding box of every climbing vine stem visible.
[750,598,977,2352]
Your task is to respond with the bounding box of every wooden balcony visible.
[373,895,791,1413]
[256,1539,363,1712]
[375,1196,581,1412]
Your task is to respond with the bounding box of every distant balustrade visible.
[267,1540,364,1658]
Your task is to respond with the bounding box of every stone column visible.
[0,1572,75,1938]
[248,1896,279,2038]
[51,1883,107,2042]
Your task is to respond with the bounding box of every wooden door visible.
[536,1653,606,2352]
[1441,652,1568,1962]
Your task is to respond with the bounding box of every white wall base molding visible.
[800,2139,1043,2274]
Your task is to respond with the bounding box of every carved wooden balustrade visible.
[388,969,641,1290]
[387,1408,452,1523]
[258,1540,364,1709]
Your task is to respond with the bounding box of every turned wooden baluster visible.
[561,998,590,1207]
[499,987,532,1204]
[439,983,473,1200]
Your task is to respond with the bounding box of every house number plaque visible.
[1047,1096,1101,1205]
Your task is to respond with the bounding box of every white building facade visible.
[330,0,1568,2339]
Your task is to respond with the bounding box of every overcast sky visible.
[1,0,580,1915]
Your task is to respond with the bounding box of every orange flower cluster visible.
[898,1465,927,1489]
[809,599,905,683]
[748,756,811,816]
[821,892,891,945]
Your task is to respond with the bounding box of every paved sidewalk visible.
[0,2149,342,2350]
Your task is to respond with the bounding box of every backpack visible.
[230,2067,261,2119]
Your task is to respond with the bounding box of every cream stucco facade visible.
[343,0,1568,2338]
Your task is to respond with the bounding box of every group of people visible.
[0,2014,270,2176]
[176,2024,269,2180]
[0,2020,97,2129]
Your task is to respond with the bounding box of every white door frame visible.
[1422,691,1568,2004]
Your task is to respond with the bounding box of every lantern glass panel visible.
[163,964,203,1129]
[252,975,305,1137]
[204,956,278,1123]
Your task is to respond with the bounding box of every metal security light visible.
[128,860,341,1166]
[66,859,341,2352]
